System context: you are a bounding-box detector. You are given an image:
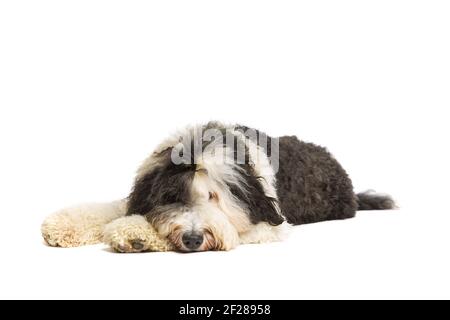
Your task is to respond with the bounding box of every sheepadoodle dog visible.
[41,121,395,252]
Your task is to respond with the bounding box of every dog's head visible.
[127,125,284,252]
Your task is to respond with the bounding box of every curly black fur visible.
[275,136,359,225]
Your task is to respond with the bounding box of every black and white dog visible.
[42,122,395,252]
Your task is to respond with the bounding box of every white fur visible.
[136,124,203,180]
[192,171,252,233]
[41,200,126,247]
[239,221,292,245]
[156,206,241,251]
[103,215,172,252]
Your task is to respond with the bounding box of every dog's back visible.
[276,136,358,225]
[235,124,395,225]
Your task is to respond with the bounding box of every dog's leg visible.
[239,221,292,245]
[103,215,170,253]
[41,200,126,248]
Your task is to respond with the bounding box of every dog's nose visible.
[182,232,204,250]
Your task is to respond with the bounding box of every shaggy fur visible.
[103,215,173,252]
[276,136,358,225]
[41,121,395,253]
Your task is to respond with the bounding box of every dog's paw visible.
[42,202,127,248]
[41,210,101,248]
[42,213,80,248]
[103,215,157,253]
[112,237,149,253]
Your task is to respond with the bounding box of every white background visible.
[1,1,449,299]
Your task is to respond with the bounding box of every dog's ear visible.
[229,165,285,226]
[127,149,195,216]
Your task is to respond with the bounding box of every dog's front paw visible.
[42,202,127,248]
[42,213,79,247]
[103,215,158,253]
[42,209,101,248]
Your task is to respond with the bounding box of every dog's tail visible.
[356,190,396,210]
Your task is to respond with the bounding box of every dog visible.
[41,121,395,252]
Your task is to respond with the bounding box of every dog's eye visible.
[209,192,218,201]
